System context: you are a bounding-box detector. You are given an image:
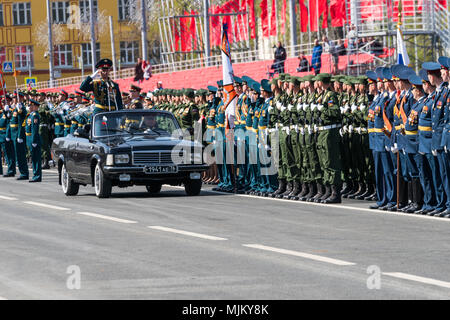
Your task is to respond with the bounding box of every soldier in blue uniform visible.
[80,58,123,118]
[11,91,29,180]
[0,94,16,177]
[26,99,42,182]
[422,60,449,216]
[441,59,450,217]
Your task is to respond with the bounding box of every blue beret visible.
[418,69,429,83]
[422,61,441,71]
[408,74,423,86]
[438,56,450,69]
[366,70,378,82]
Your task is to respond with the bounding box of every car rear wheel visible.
[94,163,112,198]
[146,183,162,194]
[61,163,79,196]
[184,179,202,196]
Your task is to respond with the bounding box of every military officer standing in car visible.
[80,58,123,118]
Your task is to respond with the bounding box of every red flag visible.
[222,2,233,44]
[320,0,328,29]
[309,0,318,32]
[180,12,189,51]
[260,0,269,37]
[281,0,287,34]
[330,0,345,27]
[210,6,221,47]
[172,19,179,51]
[299,0,308,32]
[190,10,197,51]
[270,0,277,36]
[247,0,256,39]
[238,0,248,41]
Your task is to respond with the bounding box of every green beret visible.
[289,76,300,85]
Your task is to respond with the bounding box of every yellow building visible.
[0,0,147,89]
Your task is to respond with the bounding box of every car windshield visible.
[93,111,179,138]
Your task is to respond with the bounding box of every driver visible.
[140,114,159,131]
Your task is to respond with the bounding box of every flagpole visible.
[396,1,402,210]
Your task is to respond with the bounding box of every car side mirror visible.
[74,127,89,139]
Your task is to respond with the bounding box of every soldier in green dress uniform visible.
[26,99,42,182]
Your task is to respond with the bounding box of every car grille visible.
[132,151,183,165]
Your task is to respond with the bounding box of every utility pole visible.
[89,0,96,73]
[141,0,148,61]
[203,0,210,66]
[46,0,54,87]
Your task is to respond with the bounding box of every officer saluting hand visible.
[80,58,123,118]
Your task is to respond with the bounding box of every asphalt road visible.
[0,167,450,300]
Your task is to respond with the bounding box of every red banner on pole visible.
[299,0,308,32]
[260,0,269,37]
[270,0,277,36]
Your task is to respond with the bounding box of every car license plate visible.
[143,165,178,174]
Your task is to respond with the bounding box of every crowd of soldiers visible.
[1,56,450,217]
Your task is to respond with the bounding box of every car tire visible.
[94,163,112,198]
[61,163,79,196]
[184,179,202,196]
[146,183,162,194]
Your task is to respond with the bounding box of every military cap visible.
[130,84,142,92]
[418,69,430,83]
[303,75,315,82]
[75,90,84,96]
[382,67,393,81]
[184,88,195,98]
[391,64,415,80]
[366,70,378,83]
[121,91,129,97]
[422,61,441,71]
[438,56,450,69]
[139,93,146,99]
[59,89,68,97]
[29,99,40,106]
[234,76,243,84]
[408,74,423,87]
[288,76,300,86]
[241,75,253,84]
[250,81,260,94]
[39,91,46,96]
[217,80,223,87]
[82,96,90,103]
[95,58,113,69]
[17,91,26,97]
[207,86,218,93]
[260,79,272,93]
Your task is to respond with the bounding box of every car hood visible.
[97,135,200,151]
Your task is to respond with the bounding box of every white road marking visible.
[0,195,18,201]
[22,201,70,211]
[148,226,228,241]
[0,296,7,300]
[193,187,450,223]
[383,272,450,289]
[243,244,356,266]
[77,212,137,224]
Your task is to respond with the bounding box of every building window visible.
[118,0,136,21]
[0,4,4,26]
[81,43,100,66]
[52,1,70,24]
[54,44,73,67]
[13,2,31,25]
[120,41,139,65]
[15,46,34,70]
[79,0,97,22]
[0,47,6,65]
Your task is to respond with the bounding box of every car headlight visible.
[114,154,130,164]
[106,154,114,166]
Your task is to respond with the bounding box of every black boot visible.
[278,181,292,199]
[323,185,342,204]
[342,180,357,198]
[348,182,364,199]
[304,182,317,201]
[287,181,301,200]
[340,181,353,195]
[270,179,286,198]
[406,179,423,214]
[298,183,310,201]
[318,184,331,202]
[309,183,324,202]
[364,184,377,201]
[356,183,372,200]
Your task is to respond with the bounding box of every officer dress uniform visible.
[79,59,123,119]
[0,103,16,177]
[10,95,29,179]
[26,100,42,182]
[235,87,250,192]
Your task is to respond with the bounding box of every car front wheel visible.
[184,179,202,196]
[61,163,79,196]
[94,163,112,198]
[146,183,162,194]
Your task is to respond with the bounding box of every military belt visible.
[395,125,403,130]
[318,124,342,131]
[246,126,253,131]
[26,133,32,136]
[405,130,418,135]
[258,126,267,130]
[40,124,48,127]
[55,122,64,126]
[95,104,117,111]
[64,125,71,128]
[368,128,384,133]
[0,127,6,130]
[207,125,216,129]
[217,123,225,128]
[418,126,432,131]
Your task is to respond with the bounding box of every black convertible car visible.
[51,110,209,198]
